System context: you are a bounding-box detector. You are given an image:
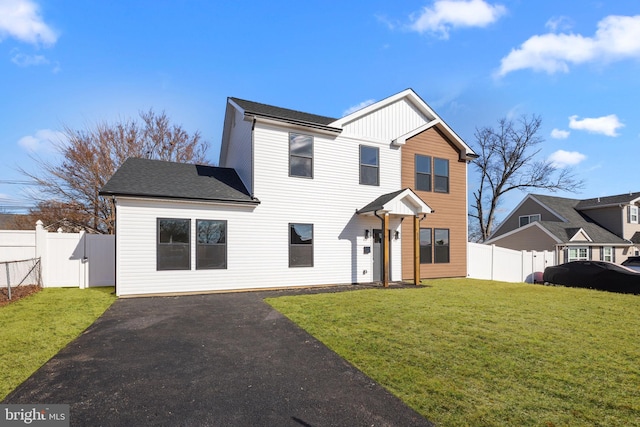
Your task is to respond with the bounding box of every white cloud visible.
[18,129,65,153]
[498,15,640,76]
[343,99,376,116]
[568,114,624,137]
[550,128,570,139]
[11,51,48,66]
[545,16,573,32]
[549,150,586,168]
[0,0,58,46]
[409,0,506,39]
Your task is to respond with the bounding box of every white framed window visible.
[568,246,589,262]
[602,246,613,262]
[519,214,541,227]
[629,206,638,224]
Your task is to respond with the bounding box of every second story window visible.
[290,133,313,178]
[434,158,449,193]
[360,145,379,186]
[629,206,639,224]
[519,214,541,227]
[415,155,432,192]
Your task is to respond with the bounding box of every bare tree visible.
[469,115,583,242]
[22,109,210,234]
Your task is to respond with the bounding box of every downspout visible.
[251,117,256,199]
[112,196,117,296]
[373,210,386,285]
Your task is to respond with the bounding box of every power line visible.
[0,180,38,185]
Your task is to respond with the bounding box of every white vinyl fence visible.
[0,221,114,288]
[467,242,556,283]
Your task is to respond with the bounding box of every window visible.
[415,155,432,192]
[602,246,614,262]
[629,206,639,224]
[434,229,450,263]
[568,247,589,262]
[434,158,449,193]
[196,220,226,269]
[419,228,432,264]
[360,145,379,186]
[519,214,541,227]
[290,133,313,178]
[289,223,313,267]
[157,218,190,270]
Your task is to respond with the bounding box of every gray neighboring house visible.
[485,193,640,264]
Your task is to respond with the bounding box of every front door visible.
[372,229,391,282]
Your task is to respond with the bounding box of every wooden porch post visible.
[383,213,390,288]
[414,215,420,286]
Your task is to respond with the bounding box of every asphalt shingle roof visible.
[230,97,339,128]
[576,192,640,209]
[100,158,258,204]
[357,189,407,214]
[531,194,629,244]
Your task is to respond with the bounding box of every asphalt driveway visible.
[4,287,433,426]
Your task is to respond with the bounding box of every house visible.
[100,89,477,296]
[485,193,640,263]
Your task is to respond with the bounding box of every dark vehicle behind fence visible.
[621,256,640,272]
[543,260,640,294]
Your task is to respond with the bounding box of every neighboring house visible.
[0,213,31,230]
[485,193,640,263]
[101,89,477,296]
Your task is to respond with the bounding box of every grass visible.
[266,279,640,427]
[0,287,116,400]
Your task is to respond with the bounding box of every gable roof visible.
[227,89,477,161]
[488,193,630,246]
[575,192,640,209]
[530,194,628,244]
[357,188,432,216]
[229,97,341,133]
[100,158,258,205]
[331,88,477,161]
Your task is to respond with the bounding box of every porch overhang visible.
[356,189,431,289]
[356,188,432,217]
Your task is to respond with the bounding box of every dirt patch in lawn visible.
[0,285,42,307]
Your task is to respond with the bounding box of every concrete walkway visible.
[4,287,433,426]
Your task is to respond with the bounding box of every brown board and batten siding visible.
[401,127,467,279]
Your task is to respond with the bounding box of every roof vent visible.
[597,197,600,203]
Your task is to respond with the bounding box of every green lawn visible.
[266,279,640,427]
[0,287,116,400]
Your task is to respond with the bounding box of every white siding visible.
[341,98,430,142]
[114,121,407,296]
[251,123,404,287]
[115,198,261,296]
[220,107,253,194]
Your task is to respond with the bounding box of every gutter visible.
[245,113,343,134]
[98,193,261,207]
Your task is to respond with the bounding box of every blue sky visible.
[1,0,639,220]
